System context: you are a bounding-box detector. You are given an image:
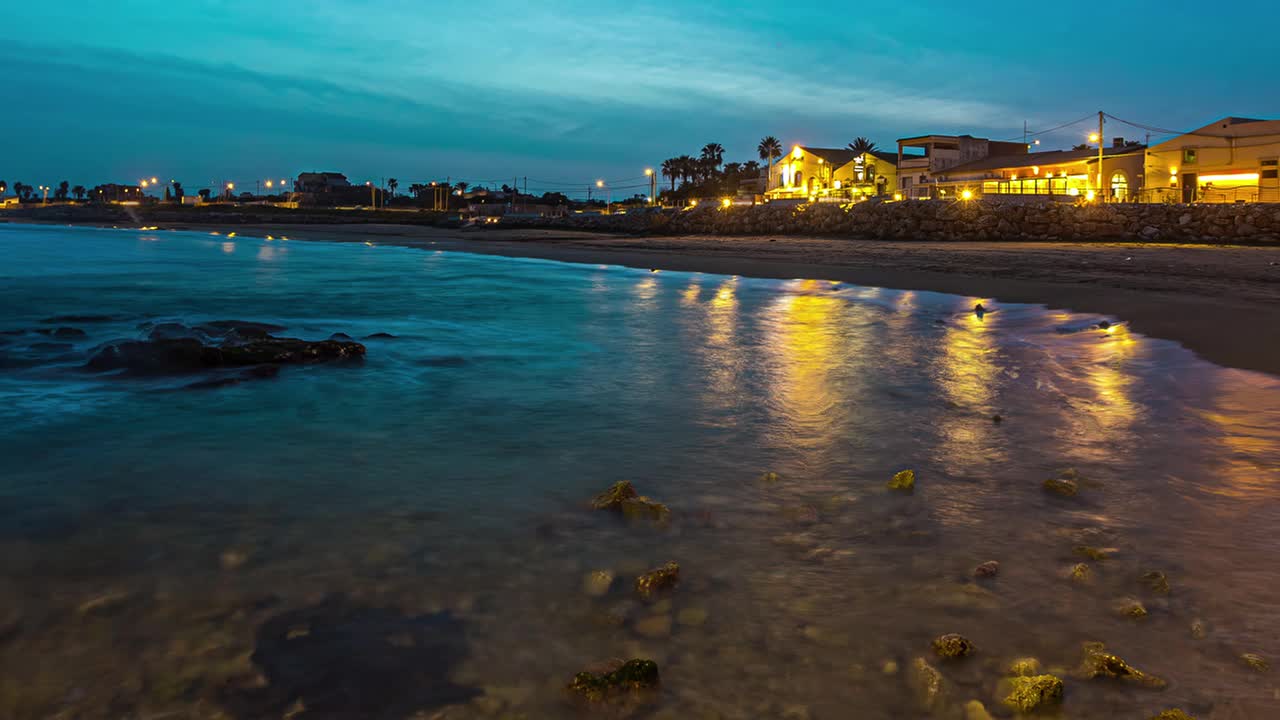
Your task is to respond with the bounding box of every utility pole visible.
[1097,111,1106,201]
[512,176,518,212]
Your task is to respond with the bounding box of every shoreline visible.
[8,219,1280,375]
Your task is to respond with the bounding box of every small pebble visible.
[974,561,1000,578]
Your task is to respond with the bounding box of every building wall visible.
[1143,121,1280,203]
[767,149,897,200]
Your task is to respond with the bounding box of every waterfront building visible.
[896,134,1027,199]
[934,141,1145,201]
[1142,117,1280,204]
[766,146,898,201]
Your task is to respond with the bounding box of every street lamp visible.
[644,168,655,206]
[596,179,610,214]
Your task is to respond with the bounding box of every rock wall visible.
[519,200,1280,244]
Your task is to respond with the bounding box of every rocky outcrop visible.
[1001,675,1064,712]
[932,633,976,659]
[506,200,1280,245]
[566,658,660,708]
[86,322,364,375]
[634,562,679,601]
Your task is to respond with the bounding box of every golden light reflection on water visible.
[1076,324,1142,453]
[220,242,235,254]
[685,277,742,425]
[1197,371,1280,501]
[680,277,702,307]
[933,301,1005,466]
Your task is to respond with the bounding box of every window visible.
[1183,149,1197,164]
[1263,170,1279,180]
[1110,172,1129,201]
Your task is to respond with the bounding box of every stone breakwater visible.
[516,201,1280,244]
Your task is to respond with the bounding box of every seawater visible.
[1,223,1278,718]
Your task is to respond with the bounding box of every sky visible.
[2,0,1278,197]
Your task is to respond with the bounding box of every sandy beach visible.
[146,221,1280,377]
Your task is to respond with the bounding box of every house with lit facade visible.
[766,146,898,201]
[1142,117,1280,204]
[896,134,1027,199]
[933,141,1146,201]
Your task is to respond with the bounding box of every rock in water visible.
[1007,657,1042,677]
[566,658,660,708]
[591,481,638,510]
[1116,597,1149,618]
[973,561,1000,578]
[1142,570,1172,594]
[760,471,781,483]
[932,633,976,659]
[1078,642,1167,688]
[582,570,615,598]
[222,596,478,719]
[909,657,945,711]
[888,469,916,492]
[1043,477,1079,497]
[1001,675,1063,712]
[964,700,995,720]
[87,335,364,375]
[1241,653,1268,672]
[635,562,680,601]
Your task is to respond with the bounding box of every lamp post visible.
[596,179,610,214]
[645,168,655,206]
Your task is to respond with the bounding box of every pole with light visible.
[597,179,610,214]
[1091,111,1105,201]
[645,168,655,206]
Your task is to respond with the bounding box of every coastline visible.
[8,218,1280,375]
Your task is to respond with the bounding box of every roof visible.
[799,147,897,167]
[938,145,1145,177]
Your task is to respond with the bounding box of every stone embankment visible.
[518,200,1280,244]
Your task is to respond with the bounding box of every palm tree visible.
[387,178,398,197]
[847,137,878,155]
[56,180,70,201]
[700,143,725,171]
[676,155,697,186]
[661,158,679,192]
[455,181,469,195]
[758,136,783,188]
[72,185,86,200]
[743,160,762,174]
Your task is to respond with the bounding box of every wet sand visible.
[171,222,1280,377]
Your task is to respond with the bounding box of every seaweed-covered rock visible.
[909,657,945,711]
[1116,597,1149,618]
[620,497,671,526]
[635,562,680,601]
[1043,477,1079,497]
[1001,675,1063,712]
[932,633,976,659]
[973,561,1000,578]
[1141,571,1171,594]
[1149,710,1196,720]
[567,658,660,706]
[87,334,364,375]
[1241,653,1268,672]
[1070,563,1092,582]
[591,481,638,510]
[1007,657,1042,677]
[1078,643,1167,688]
[888,469,916,492]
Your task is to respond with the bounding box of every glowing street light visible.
[645,168,656,206]
[596,180,611,214]
[1088,133,1100,143]
[961,189,973,201]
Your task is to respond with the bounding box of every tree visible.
[72,185,86,200]
[676,155,697,186]
[408,183,424,199]
[198,188,211,201]
[661,158,678,192]
[171,181,184,201]
[700,143,725,171]
[387,178,398,197]
[15,182,33,200]
[1072,143,1089,151]
[455,181,469,194]
[55,180,70,201]
[758,136,782,187]
[847,137,878,155]
[723,162,743,176]
[743,160,761,174]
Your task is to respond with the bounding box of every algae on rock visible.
[567,658,660,705]
[1078,642,1167,688]
[932,633,976,659]
[1001,674,1063,712]
[908,657,945,711]
[888,469,916,492]
[635,562,680,601]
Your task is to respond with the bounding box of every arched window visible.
[1110,172,1129,201]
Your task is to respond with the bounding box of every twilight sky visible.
[2,0,1277,196]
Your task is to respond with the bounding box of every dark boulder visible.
[87,336,364,375]
[364,332,398,339]
[567,658,660,708]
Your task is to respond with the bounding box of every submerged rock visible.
[909,657,945,711]
[1241,653,1268,672]
[1007,657,1042,677]
[964,699,995,720]
[635,562,680,601]
[1070,563,1092,582]
[222,595,478,719]
[1149,710,1196,720]
[591,481,670,525]
[760,471,781,483]
[1043,477,1079,497]
[1116,597,1149,618]
[1190,619,1207,640]
[566,658,660,706]
[1142,570,1172,594]
[1078,642,1167,688]
[1001,675,1063,712]
[973,561,1000,578]
[888,469,916,492]
[582,570,615,598]
[932,633,976,659]
[87,333,364,375]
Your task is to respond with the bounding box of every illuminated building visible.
[765,146,899,201]
[933,143,1145,201]
[1142,116,1280,204]
[896,134,1027,199]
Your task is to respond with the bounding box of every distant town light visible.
[227,183,234,190]
[1068,187,1081,197]
[1088,133,1100,143]
[644,168,654,176]
[721,198,732,208]
[961,189,973,200]
[596,180,604,188]
[1034,139,1041,145]
[792,146,803,160]
[1085,189,1096,201]
[833,180,842,189]
[893,193,903,201]
[1032,166,1040,175]
[1169,167,1178,175]
[151,177,158,184]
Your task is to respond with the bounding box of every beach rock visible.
[888,469,916,492]
[566,658,660,707]
[1240,653,1268,672]
[1149,710,1196,720]
[1142,570,1171,594]
[224,596,478,719]
[1116,597,1149,618]
[591,481,638,510]
[1008,657,1042,676]
[1190,619,1207,639]
[619,497,671,526]
[634,614,673,639]
[909,657,945,711]
[1078,642,1167,688]
[1000,675,1063,712]
[1043,477,1079,497]
[364,332,398,339]
[932,633,976,659]
[87,335,364,374]
[973,561,1000,578]
[328,333,353,341]
[582,570,615,598]
[964,700,995,720]
[635,562,679,601]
